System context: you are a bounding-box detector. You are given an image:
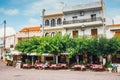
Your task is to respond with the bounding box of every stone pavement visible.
[0,60,120,80]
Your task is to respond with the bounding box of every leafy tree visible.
[15,40,30,54]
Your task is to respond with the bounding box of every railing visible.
[63,17,102,25]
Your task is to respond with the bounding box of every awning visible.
[61,52,69,55]
[110,29,120,31]
[10,50,22,55]
[42,53,54,56]
[27,53,37,56]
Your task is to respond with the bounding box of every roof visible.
[63,2,102,13]
[107,24,120,27]
[44,9,63,17]
[20,26,41,32]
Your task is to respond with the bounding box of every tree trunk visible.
[56,55,58,64]
[99,55,103,64]
[83,52,87,64]
[107,54,112,63]
[32,56,34,66]
[76,55,79,64]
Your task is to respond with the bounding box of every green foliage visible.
[107,37,120,55]
[15,39,30,54]
[15,33,120,58]
[104,62,113,68]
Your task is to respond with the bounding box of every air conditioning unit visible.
[80,11,84,16]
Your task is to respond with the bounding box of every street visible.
[0,60,120,80]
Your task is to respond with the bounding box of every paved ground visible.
[0,60,120,80]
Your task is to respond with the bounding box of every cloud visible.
[0,8,19,15]
[23,0,57,15]
[0,27,16,37]
[27,18,40,26]
[22,0,98,15]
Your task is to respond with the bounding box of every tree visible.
[15,40,30,54]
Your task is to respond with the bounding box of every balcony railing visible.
[63,17,102,25]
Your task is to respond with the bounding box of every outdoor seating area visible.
[71,64,86,71]
[90,64,103,71]
[22,62,68,70]
[22,63,31,69]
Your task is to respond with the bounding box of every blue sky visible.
[0,0,120,37]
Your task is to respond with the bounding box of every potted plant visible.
[107,63,113,72]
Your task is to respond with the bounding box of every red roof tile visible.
[20,26,41,32]
[107,24,120,27]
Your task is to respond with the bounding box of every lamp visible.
[81,24,85,37]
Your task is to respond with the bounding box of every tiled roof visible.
[107,24,120,27]
[20,26,41,32]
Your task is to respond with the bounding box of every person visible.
[35,60,39,65]
[112,63,118,72]
[42,61,48,69]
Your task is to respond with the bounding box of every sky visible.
[0,0,120,37]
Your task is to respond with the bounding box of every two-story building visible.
[15,26,41,45]
[106,24,120,38]
[0,35,15,60]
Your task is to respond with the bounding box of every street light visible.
[81,24,85,37]
[42,9,45,36]
[4,20,6,50]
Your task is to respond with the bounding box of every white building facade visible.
[43,1,105,38]
[0,35,15,60]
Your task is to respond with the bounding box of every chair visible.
[23,63,31,69]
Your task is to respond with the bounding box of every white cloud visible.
[23,0,56,15]
[27,18,40,26]
[0,8,19,15]
[0,27,16,37]
[22,0,98,15]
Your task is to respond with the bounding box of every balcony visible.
[63,17,103,28]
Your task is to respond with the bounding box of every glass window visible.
[45,33,49,36]
[57,18,62,25]
[45,20,49,26]
[51,19,56,27]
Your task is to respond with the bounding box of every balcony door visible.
[73,31,78,38]
[91,29,98,36]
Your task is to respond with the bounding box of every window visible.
[91,29,98,36]
[45,20,49,26]
[51,19,56,27]
[45,33,49,36]
[91,14,96,21]
[72,16,77,20]
[73,31,78,38]
[57,18,62,25]
[10,45,13,48]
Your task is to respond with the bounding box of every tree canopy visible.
[15,34,120,58]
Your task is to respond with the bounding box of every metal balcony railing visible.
[63,17,102,25]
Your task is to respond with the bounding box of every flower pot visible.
[108,68,112,72]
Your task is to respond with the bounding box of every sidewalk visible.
[0,60,120,80]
